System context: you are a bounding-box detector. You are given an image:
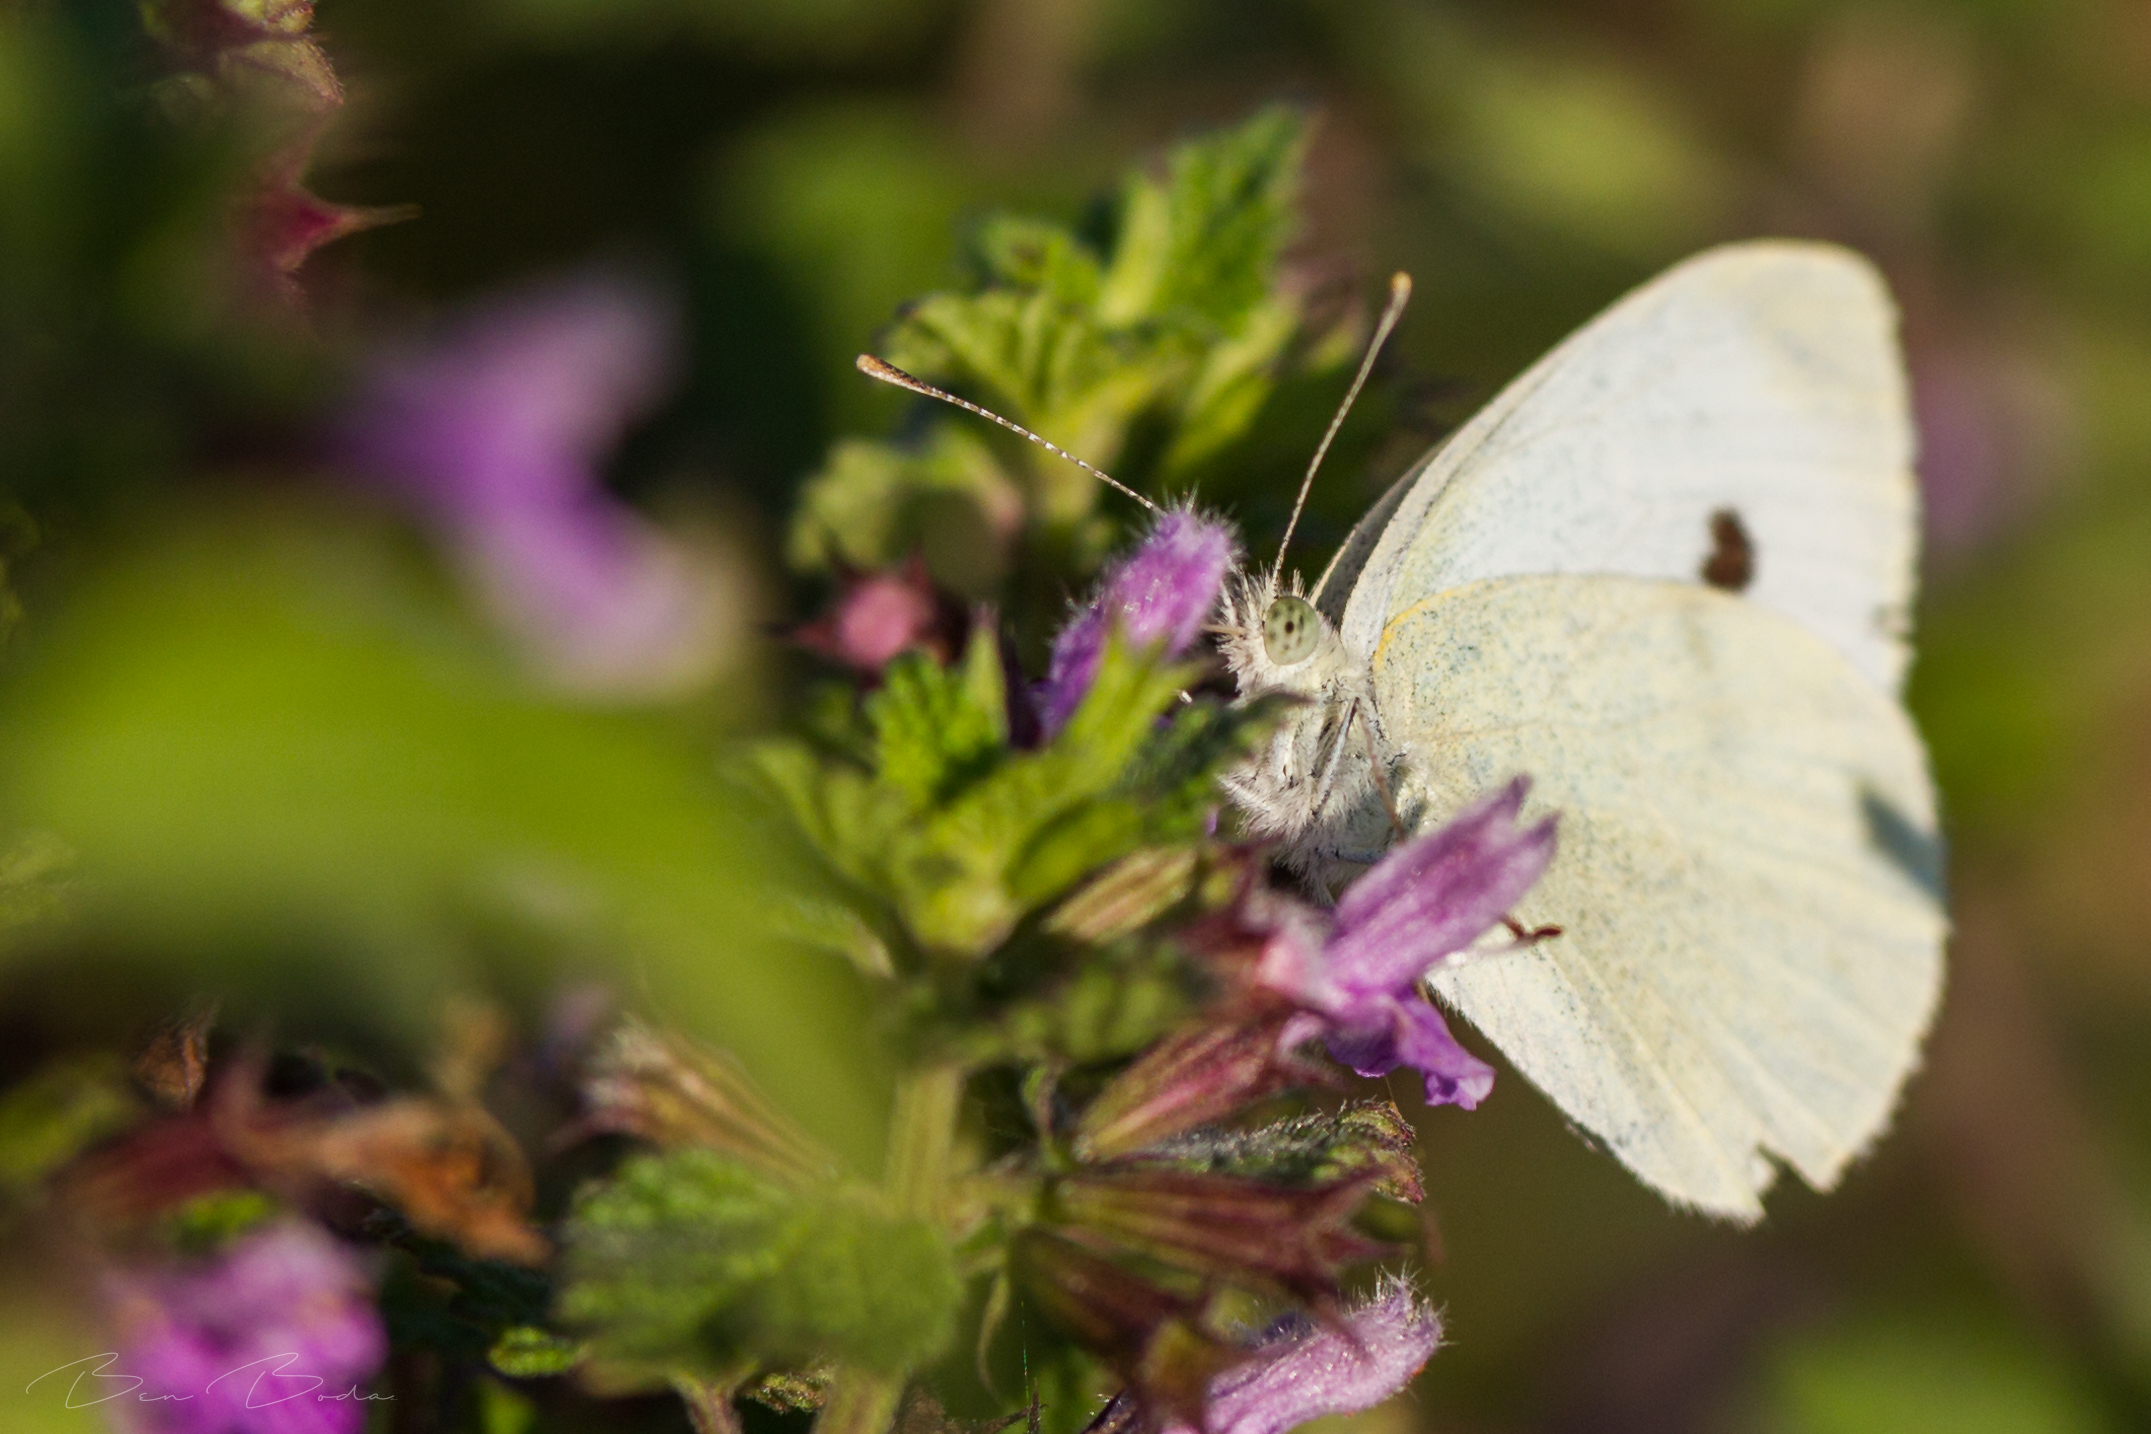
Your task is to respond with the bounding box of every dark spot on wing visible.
[1701,508,1754,592]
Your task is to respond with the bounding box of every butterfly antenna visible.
[1271,271,1413,590]
[857,354,1162,515]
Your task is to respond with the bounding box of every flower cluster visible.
[866,515,1547,1433]
[103,1221,387,1434]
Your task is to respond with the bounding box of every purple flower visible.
[103,1221,387,1434]
[1261,780,1557,1109]
[1157,1282,1439,1434]
[1036,511,1237,738]
[337,273,730,695]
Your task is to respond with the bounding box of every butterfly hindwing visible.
[1375,575,1944,1220]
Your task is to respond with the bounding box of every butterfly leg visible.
[1363,716,1407,841]
[1304,697,1362,825]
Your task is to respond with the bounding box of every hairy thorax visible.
[1215,571,1407,888]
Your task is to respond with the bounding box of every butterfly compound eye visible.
[1262,595,1321,666]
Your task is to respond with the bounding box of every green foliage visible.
[957,944,1196,1069]
[486,1325,585,1379]
[0,512,888,1167]
[755,631,1271,966]
[559,1150,960,1379]
[164,1190,281,1255]
[790,428,1022,594]
[0,1055,140,1206]
[1094,105,1307,329]
[870,634,1010,810]
[789,107,1326,593]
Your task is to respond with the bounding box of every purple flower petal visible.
[107,1221,387,1434]
[1159,1282,1439,1434]
[1322,778,1556,1002]
[1324,996,1496,1111]
[1037,510,1236,737]
[337,273,729,694]
[1249,781,1554,1111]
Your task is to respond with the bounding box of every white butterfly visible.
[857,239,1947,1224]
[1214,241,1946,1221]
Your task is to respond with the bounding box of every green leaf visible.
[1097,106,1309,329]
[801,108,1321,597]
[1117,688,1295,840]
[881,290,1180,505]
[973,216,1104,307]
[883,636,1192,955]
[758,627,1252,970]
[560,1150,960,1378]
[1007,799,1147,908]
[0,510,888,1168]
[868,633,1009,811]
[1159,297,1299,480]
[789,426,1023,591]
[960,947,1197,1068]
[488,1326,586,1380]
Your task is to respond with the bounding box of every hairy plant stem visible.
[815,1062,967,1434]
[675,1376,744,1434]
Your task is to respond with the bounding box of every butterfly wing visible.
[1373,574,1943,1220]
[1316,241,1916,694]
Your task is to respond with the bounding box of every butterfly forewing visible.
[1319,242,1918,695]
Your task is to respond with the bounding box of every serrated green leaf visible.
[885,636,1194,954]
[881,289,1178,496]
[1159,297,1300,480]
[560,1151,960,1378]
[1097,106,1309,329]
[759,628,1237,965]
[973,217,1104,306]
[869,632,1008,810]
[805,108,1320,587]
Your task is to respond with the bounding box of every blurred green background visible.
[6,0,2151,1431]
